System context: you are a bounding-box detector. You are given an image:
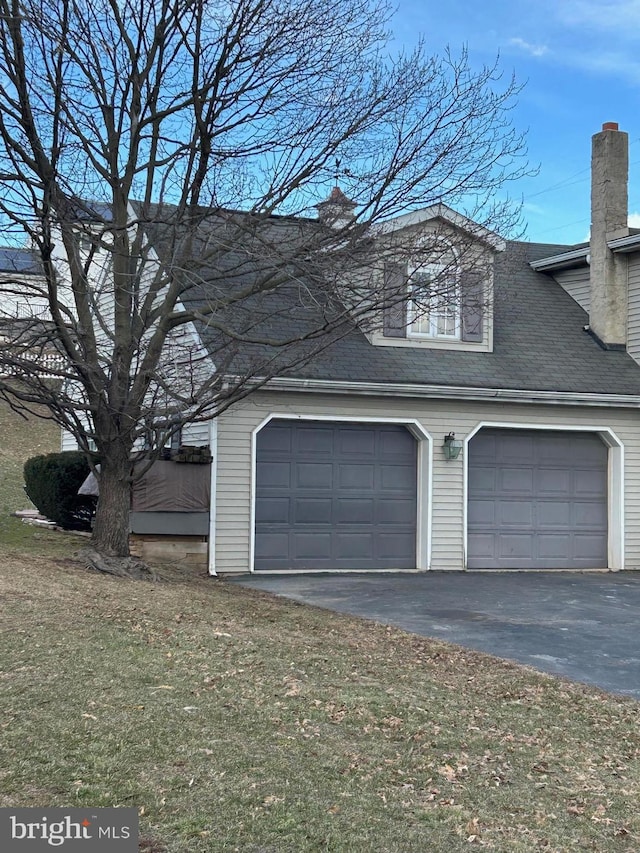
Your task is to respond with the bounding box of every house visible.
[16,122,640,574]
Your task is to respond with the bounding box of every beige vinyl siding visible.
[553,267,591,312]
[214,390,640,573]
[627,253,640,362]
[182,420,210,445]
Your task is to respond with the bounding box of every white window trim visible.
[406,262,461,341]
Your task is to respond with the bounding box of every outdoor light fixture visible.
[443,432,462,460]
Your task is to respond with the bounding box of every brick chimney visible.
[589,122,629,347]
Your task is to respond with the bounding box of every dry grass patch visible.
[1,544,640,852]
[0,399,59,516]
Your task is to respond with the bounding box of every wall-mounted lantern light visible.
[443,432,462,460]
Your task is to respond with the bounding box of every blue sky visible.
[390,0,640,245]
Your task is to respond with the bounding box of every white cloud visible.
[628,212,640,228]
[508,36,549,57]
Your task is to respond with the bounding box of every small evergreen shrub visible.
[24,451,95,530]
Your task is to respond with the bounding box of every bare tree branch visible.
[0,0,530,559]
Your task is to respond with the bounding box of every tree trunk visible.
[91,455,132,557]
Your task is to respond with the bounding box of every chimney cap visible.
[602,122,620,131]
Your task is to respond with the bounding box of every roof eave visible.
[608,233,640,254]
[260,376,640,408]
[529,247,589,272]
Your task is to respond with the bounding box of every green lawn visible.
[1,527,640,851]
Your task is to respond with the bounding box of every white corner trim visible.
[462,422,624,571]
[207,418,218,576]
[249,413,433,573]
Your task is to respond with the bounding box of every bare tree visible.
[0,0,528,566]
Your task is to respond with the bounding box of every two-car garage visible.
[253,419,613,572]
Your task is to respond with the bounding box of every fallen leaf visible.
[439,764,457,782]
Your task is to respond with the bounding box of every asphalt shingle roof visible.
[277,240,640,396]
[184,235,640,397]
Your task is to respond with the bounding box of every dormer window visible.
[408,264,460,339]
[382,260,485,345]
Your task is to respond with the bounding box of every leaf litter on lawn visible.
[1,549,640,851]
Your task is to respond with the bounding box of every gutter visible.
[529,247,589,271]
[529,233,640,271]
[607,233,640,253]
[263,376,640,409]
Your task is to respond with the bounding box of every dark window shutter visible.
[461,271,484,343]
[383,262,408,338]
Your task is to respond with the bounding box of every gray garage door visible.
[468,429,608,569]
[255,420,417,571]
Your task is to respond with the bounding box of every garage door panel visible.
[536,435,574,462]
[574,534,608,561]
[296,462,333,489]
[255,531,290,560]
[536,468,571,494]
[338,428,375,455]
[470,433,497,460]
[255,497,290,524]
[259,426,292,453]
[468,499,495,525]
[574,469,608,495]
[537,533,571,559]
[377,532,416,559]
[537,501,571,526]
[297,427,334,454]
[336,498,375,524]
[468,428,608,569]
[469,467,496,492]
[498,533,534,559]
[334,532,374,559]
[499,434,535,462]
[293,532,332,559]
[499,500,533,526]
[257,461,291,488]
[294,498,332,524]
[380,464,415,490]
[500,468,533,494]
[255,421,417,571]
[381,428,417,456]
[338,463,374,489]
[377,497,415,524]
[468,533,496,559]
[573,501,608,527]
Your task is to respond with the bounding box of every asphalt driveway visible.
[233,572,640,699]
